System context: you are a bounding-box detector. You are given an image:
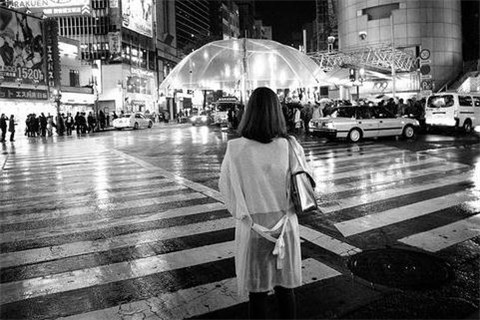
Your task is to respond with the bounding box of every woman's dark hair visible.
[238,87,288,143]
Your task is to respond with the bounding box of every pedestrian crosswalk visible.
[0,138,479,319]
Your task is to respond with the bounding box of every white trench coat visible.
[219,136,304,297]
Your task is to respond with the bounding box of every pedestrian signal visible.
[349,69,356,82]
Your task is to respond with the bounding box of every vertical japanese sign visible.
[0,7,46,85]
[43,17,60,89]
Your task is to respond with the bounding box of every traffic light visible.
[358,68,365,82]
[349,69,356,82]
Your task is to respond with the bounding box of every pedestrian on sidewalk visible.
[39,113,47,137]
[219,87,303,319]
[0,113,7,142]
[8,114,16,142]
[65,113,74,135]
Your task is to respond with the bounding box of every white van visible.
[425,93,480,133]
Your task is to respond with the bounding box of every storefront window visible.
[126,76,151,95]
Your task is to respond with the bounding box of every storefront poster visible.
[108,32,122,61]
[0,87,48,100]
[121,0,153,38]
[0,8,46,85]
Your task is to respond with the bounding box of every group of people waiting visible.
[23,111,108,137]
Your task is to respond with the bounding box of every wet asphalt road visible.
[0,123,479,319]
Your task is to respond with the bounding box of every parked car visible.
[112,112,153,130]
[309,105,419,142]
[189,111,213,126]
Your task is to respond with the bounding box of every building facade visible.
[0,7,58,128]
[210,0,240,40]
[8,0,178,115]
[175,0,210,55]
[337,0,463,92]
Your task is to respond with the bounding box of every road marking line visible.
[0,193,212,228]
[0,241,236,305]
[314,157,445,181]
[299,225,361,256]
[398,212,480,252]
[319,172,473,213]
[0,179,172,202]
[59,258,341,320]
[0,215,232,268]
[334,191,478,237]
[315,162,469,194]
[1,184,188,211]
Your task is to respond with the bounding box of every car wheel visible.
[402,125,415,139]
[463,120,472,134]
[148,121,152,128]
[133,122,139,130]
[348,128,362,142]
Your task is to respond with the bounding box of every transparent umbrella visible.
[159,38,330,101]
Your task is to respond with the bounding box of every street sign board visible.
[420,74,432,79]
[420,79,433,91]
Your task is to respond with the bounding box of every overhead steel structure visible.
[308,44,418,74]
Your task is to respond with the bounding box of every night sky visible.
[254,0,316,45]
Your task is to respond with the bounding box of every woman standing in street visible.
[219,87,307,319]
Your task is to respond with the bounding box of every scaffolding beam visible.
[309,44,418,73]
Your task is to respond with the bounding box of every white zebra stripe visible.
[398,212,480,252]
[299,225,361,256]
[0,193,211,227]
[0,241,236,305]
[334,191,478,237]
[315,162,469,195]
[314,156,445,181]
[0,214,232,268]
[0,179,173,202]
[1,184,187,211]
[59,258,341,320]
[318,172,473,213]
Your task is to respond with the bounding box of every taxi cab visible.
[310,105,419,142]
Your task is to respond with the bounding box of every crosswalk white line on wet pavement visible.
[334,191,479,237]
[314,156,446,181]
[0,216,234,268]
[299,225,361,256]
[2,156,129,168]
[59,258,341,320]
[307,146,399,160]
[0,201,225,243]
[398,212,480,252]
[1,162,147,179]
[0,241,236,305]
[0,184,188,211]
[318,172,473,213]
[0,179,173,202]
[315,162,469,195]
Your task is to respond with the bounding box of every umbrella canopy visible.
[159,38,330,94]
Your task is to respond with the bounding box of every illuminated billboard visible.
[121,0,153,38]
[0,7,46,86]
[10,0,91,17]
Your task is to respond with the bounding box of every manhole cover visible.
[348,248,453,290]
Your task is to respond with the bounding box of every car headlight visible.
[200,116,208,122]
[190,116,198,121]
